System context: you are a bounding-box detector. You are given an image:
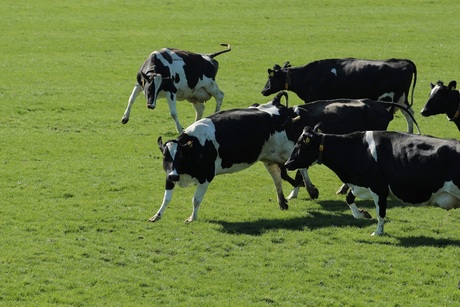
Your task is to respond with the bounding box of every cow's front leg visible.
[192,102,205,122]
[298,168,319,199]
[345,190,372,219]
[185,182,210,223]
[121,83,142,124]
[166,95,183,133]
[148,186,175,222]
[264,163,288,210]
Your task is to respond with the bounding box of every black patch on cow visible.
[211,108,290,169]
[179,52,217,89]
[174,134,218,184]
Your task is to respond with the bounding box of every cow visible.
[421,80,460,131]
[148,92,419,223]
[285,126,460,236]
[261,58,417,133]
[121,43,231,133]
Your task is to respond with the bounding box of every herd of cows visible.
[122,44,460,236]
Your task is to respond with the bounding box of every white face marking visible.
[429,84,441,98]
[365,131,378,162]
[331,68,337,76]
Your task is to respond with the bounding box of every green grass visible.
[2,0,460,305]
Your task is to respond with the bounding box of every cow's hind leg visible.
[185,182,210,223]
[192,102,206,122]
[264,163,288,210]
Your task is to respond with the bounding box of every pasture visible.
[2,0,460,305]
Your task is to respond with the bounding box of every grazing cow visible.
[285,127,460,236]
[421,80,460,131]
[261,58,417,132]
[121,44,231,133]
[149,92,418,222]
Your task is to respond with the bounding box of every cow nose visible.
[147,103,156,110]
[420,108,428,117]
[166,171,180,182]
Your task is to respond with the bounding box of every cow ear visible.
[313,122,324,133]
[158,137,164,152]
[448,81,457,90]
[430,82,435,89]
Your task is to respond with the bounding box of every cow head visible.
[158,136,194,184]
[261,62,291,96]
[285,125,323,171]
[421,80,458,118]
[139,71,174,110]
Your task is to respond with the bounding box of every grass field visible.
[2,0,460,305]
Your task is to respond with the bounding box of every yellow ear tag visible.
[141,79,145,88]
[185,140,193,147]
[303,137,310,144]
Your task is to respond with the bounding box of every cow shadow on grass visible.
[209,200,374,236]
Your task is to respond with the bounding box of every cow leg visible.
[207,82,224,113]
[336,183,349,195]
[192,102,206,121]
[121,83,142,124]
[166,95,183,133]
[148,186,175,222]
[293,168,319,199]
[185,182,210,223]
[263,162,288,210]
[345,190,372,219]
[369,190,388,236]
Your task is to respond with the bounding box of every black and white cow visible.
[261,58,417,132]
[421,80,460,131]
[149,92,418,223]
[121,44,231,133]
[285,127,460,236]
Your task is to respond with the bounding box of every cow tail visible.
[382,101,421,134]
[407,59,417,107]
[209,43,232,58]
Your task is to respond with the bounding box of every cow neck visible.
[284,69,291,90]
[317,134,326,165]
[448,92,460,121]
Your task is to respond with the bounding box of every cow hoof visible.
[371,231,384,236]
[307,187,319,199]
[184,217,195,223]
[148,214,161,222]
[121,117,129,124]
[336,185,349,195]
[279,202,289,210]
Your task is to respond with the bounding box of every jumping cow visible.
[121,44,231,133]
[261,58,417,132]
[421,80,460,131]
[149,92,418,222]
[285,127,460,236]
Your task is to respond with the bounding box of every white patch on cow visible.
[331,68,337,76]
[378,92,395,101]
[259,130,295,164]
[256,102,281,116]
[184,118,217,147]
[429,84,441,97]
[364,131,378,162]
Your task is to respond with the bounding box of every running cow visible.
[148,92,418,223]
[421,80,460,131]
[261,58,417,132]
[285,127,460,236]
[121,44,231,133]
